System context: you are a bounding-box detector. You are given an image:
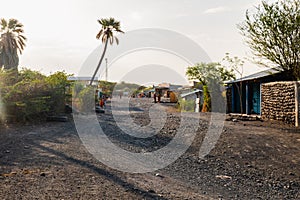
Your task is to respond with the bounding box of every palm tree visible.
[89,17,124,85]
[0,18,26,71]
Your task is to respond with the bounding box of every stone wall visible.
[261,82,297,124]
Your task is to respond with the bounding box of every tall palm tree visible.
[90,17,124,85]
[0,18,26,70]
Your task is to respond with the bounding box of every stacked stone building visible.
[226,69,299,126]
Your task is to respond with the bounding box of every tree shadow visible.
[33,142,168,200]
[0,120,168,199]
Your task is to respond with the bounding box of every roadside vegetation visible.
[0,69,70,122]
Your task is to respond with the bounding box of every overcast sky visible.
[1,0,271,84]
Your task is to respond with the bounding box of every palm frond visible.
[115,28,124,33]
[0,19,7,31]
[8,19,18,30]
[19,35,27,41]
[115,36,119,45]
[96,29,103,39]
[102,34,107,43]
[14,29,24,34]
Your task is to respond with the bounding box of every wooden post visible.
[295,81,299,127]
[259,81,262,116]
[246,83,249,115]
[232,84,235,113]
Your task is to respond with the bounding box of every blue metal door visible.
[252,83,260,114]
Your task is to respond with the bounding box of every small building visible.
[226,68,292,115]
[226,68,300,126]
[153,83,182,103]
[180,89,203,112]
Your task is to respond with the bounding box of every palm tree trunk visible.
[89,38,109,86]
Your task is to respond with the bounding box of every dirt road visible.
[0,98,300,199]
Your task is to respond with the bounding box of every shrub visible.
[46,71,70,114]
[78,86,96,113]
[73,82,84,96]
[0,69,70,122]
[178,99,195,112]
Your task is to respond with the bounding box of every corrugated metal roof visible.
[225,68,281,83]
[67,76,99,81]
[158,83,170,88]
[180,89,203,98]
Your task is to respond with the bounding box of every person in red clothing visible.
[99,98,104,108]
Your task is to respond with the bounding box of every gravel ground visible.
[0,98,300,199]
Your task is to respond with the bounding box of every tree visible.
[186,62,235,112]
[0,18,26,71]
[98,80,117,97]
[186,62,235,85]
[1,69,70,122]
[222,53,245,113]
[239,0,300,79]
[89,17,124,85]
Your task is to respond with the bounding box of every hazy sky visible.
[1,0,270,84]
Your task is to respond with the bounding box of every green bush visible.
[73,82,84,97]
[46,71,70,114]
[78,86,96,113]
[0,68,70,122]
[178,99,195,112]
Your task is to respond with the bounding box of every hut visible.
[225,68,300,126]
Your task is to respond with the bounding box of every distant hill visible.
[114,81,143,92]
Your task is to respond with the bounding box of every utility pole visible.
[105,58,108,82]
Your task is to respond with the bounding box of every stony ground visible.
[0,98,300,199]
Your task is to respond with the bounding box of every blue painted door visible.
[252,83,260,114]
